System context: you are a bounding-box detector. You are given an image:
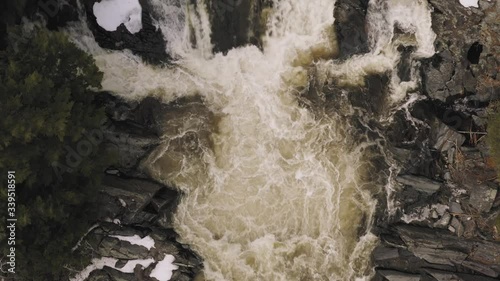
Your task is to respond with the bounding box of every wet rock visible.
[206,0,271,54]
[397,45,416,82]
[396,175,441,194]
[430,118,466,152]
[334,0,369,59]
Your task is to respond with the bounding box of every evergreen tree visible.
[0,27,114,280]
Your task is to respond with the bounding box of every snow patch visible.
[110,234,156,250]
[459,0,479,8]
[150,254,179,281]
[93,0,142,33]
[71,257,155,281]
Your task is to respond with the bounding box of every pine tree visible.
[0,26,114,280]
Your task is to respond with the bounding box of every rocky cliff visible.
[354,0,500,280]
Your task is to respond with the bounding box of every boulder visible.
[467,183,498,213]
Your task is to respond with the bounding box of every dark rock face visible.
[421,0,500,102]
[72,93,204,280]
[82,0,170,65]
[96,93,164,174]
[206,0,272,54]
[374,2,500,280]
[334,0,370,59]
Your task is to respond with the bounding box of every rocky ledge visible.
[368,0,500,280]
[72,94,203,281]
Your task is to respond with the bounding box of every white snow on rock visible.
[110,234,156,250]
[71,257,155,281]
[459,0,479,8]
[119,258,155,272]
[150,254,179,281]
[93,0,143,33]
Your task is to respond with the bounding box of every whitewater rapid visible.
[67,0,436,280]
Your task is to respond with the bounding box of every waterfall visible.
[67,0,436,279]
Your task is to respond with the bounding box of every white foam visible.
[93,0,142,33]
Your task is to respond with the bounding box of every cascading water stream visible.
[66,0,436,280]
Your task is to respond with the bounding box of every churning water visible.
[68,0,436,280]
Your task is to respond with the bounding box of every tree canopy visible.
[0,26,114,280]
